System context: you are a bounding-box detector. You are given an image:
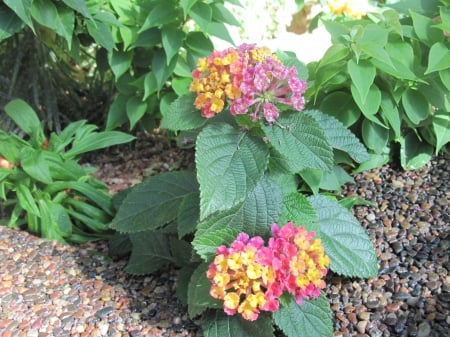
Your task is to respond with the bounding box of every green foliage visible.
[308,2,450,169]
[0,99,134,243]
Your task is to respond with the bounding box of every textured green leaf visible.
[305,110,369,163]
[425,42,450,74]
[280,193,317,230]
[162,27,185,64]
[16,182,40,216]
[109,49,133,80]
[193,177,282,259]
[160,93,206,131]
[362,119,390,154]
[319,91,360,127]
[196,123,269,219]
[309,195,378,278]
[125,231,173,275]
[202,311,274,337]
[262,113,333,173]
[4,0,34,31]
[110,172,198,233]
[188,263,221,318]
[433,112,450,154]
[177,192,200,238]
[274,294,332,337]
[401,88,430,125]
[347,59,376,104]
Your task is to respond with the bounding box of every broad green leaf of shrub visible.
[16,182,40,216]
[62,0,92,20]
[319,165,354,192]
[440,68,450,91]
[380,92,402,141]
[20,148,52,184]
[354,148,390,173]
[433,112,450,154]
[160,93,207,131]
[362,119,390,154]
[125,231,174,275]
[193,177,282,259]
[318,92,360,127]
[172,77,192,96]
[202,311,274,337]
[262,113,333,173]
[317,44,349,70]
[401,88,430,125]
[87,20,114,51]
[4,0,34,32]
[410,10,444,46]
[196,123,269,219]
[279,193,317,230]
[308,195,378,278]
[177,192,200,239]
[109,49,133,80]
[211,2,240,27]
[185,31,214,56]
[110,171,199,233]
[347,59,376,104]
[140,3,179,31]
[106,94,128,130]
[153,49,178,92]
[400,132,434,170]
[305,110,369,163]
[162,27,185,64]
[351,83,382,125]
[298,169,323,195]
[0,6,25,41]
[188,263,222,318]
[425,42,450,74]
[180,0,198,19]
[206,22,234,45]
[189,2,212,31]
[126,96,147,130]
[273,294,332,337]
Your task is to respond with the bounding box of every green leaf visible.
[347,59,375,104]
[143,72,158,100]
[280,193,317,230]
[298,169,323,195]
[400,132,433,170]
[19,148,52,184]
[410,10,443,46]
[440,68,450,91]
[109,49,133,80]
[87,20,114,51]
[188,263,221,318]
[274,294,332,337]
[62,0,92,19]
[162,27,185,64]
[401,88,430,125]
[361,119,390,154]
[433,112,450,154]
[351,83,383,125]
[305,110,369,163]
[172,77,192,96]
[4,99,45,146]
[319,165,354,191]
[48,202,73,237]
[152,49,178,92]
[380,92,401,141]
[206,22,234,45]
[177,192,200,238]
[189,2,212,31]
[176,265,196,304]
[211,2,240,26]
[202,311,274,337]
[140,3,178,31]
[126,96,147,130]
[185,31,214,56]
[0,6,25,41]
[319,92,360,127]
[180,0,198,18]
[125,231,174,275]
[16,182,40,216]
[110,172,199,232]
[316,44,349,70]
[160,93,207,131]
[3,0,34,31]
[63,130,135,159]
[196,123,269,219]
[262,113,334,173]
[132,28,161,48]
[193,177,282,259]
[106,94,128,130]
[425,42,450,74]
[30,0,58,31]
[354,149,390,173]
[309,195,378,278]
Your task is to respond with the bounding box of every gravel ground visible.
[0,144,449,337]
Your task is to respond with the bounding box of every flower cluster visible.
[0,157,13,169]
[190,44,307,123]
[327,0,368,19]
[207,222,329,321]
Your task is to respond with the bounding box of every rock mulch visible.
[0,143,449,337]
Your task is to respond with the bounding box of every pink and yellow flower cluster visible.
[190,44,307,123]
[206,222,329,321]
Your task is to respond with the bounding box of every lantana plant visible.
[110,44,378,337]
